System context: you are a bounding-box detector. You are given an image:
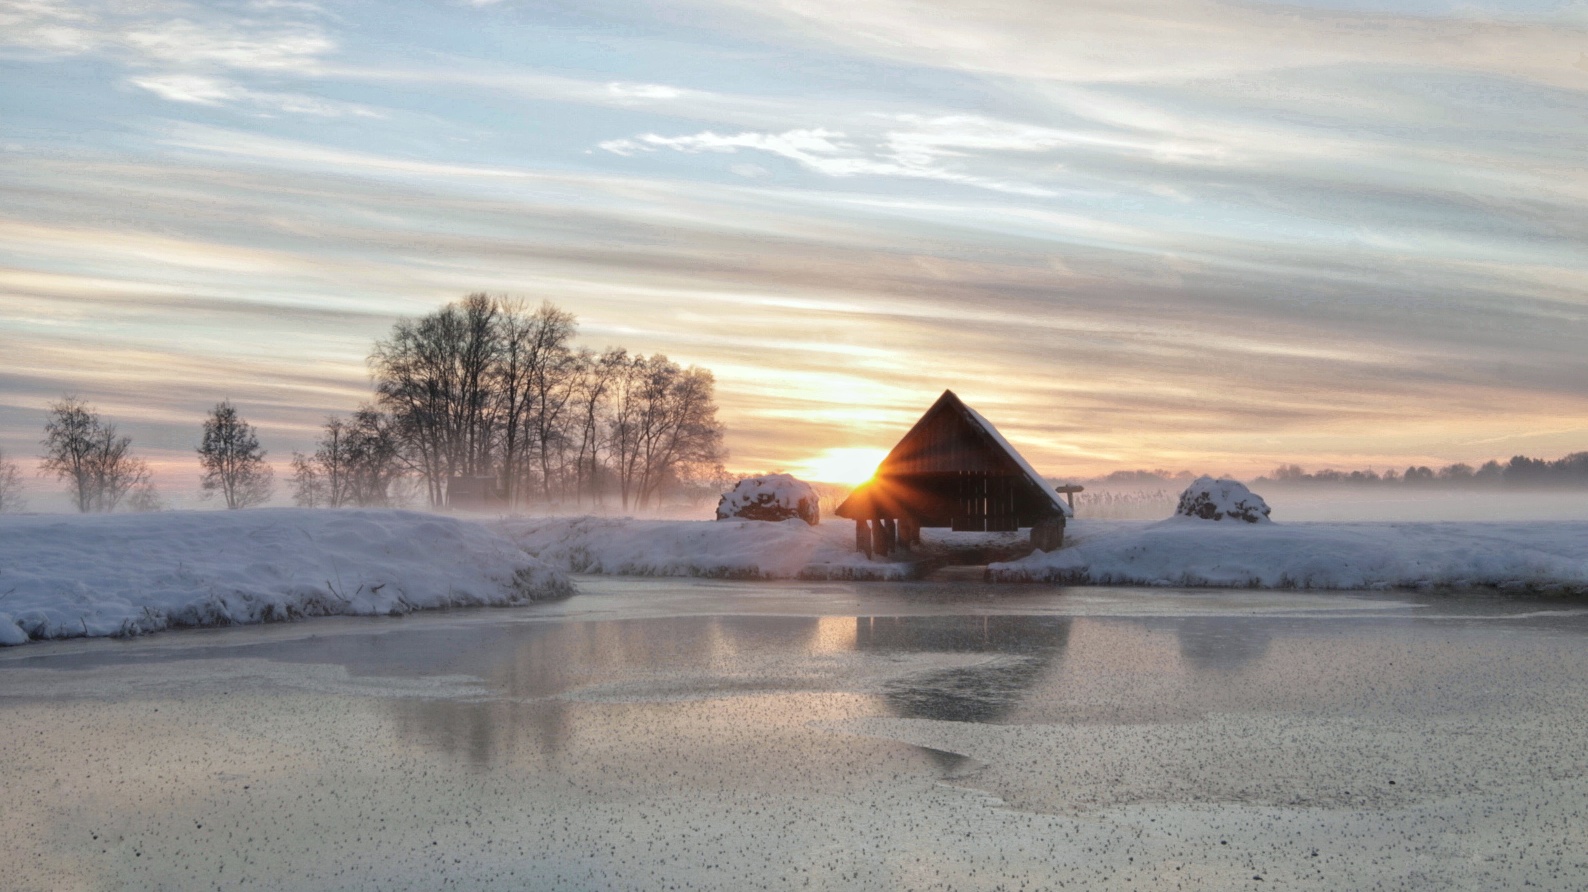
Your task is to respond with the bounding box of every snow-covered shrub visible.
[715,474,820,525]
[1174,476,1272,523]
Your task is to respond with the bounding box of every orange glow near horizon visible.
[793,447,890,485]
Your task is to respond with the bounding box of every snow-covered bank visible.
[990,519,1588,592]
[500,517,915,580]
[0,510,571,645]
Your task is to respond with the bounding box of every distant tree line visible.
[292,293,726,511]
[25,396,265,513]
[8,296,725,515]
[1260,453,1588,488]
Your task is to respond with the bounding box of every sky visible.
[2,0,1587,504]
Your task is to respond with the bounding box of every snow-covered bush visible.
[715,474,819,525]
[1174,476,1272,523]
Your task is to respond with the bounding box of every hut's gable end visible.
[835,390,1069,528]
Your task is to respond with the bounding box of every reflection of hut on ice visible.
[835,390,1077,557]
[855,615,1073,725]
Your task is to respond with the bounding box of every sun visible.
[795,447,889,486]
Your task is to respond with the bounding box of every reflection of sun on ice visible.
[809,616,857,654]
[795,447,889,485]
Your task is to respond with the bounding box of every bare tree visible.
[0,447,25,513]
[528,318,580,503]
[40,397,97,513]
[126,482,165,512]
[291,408,404,507]
[606,352,646,510]
[342,406,404,507]
[570,348,624,506]
[637,364,724,509]
[371,294,502,507]
[289,450,326,508]
[367,295,728,514]
[198,401,274,509]
[291,416,350,507]
[40,397,150,513]
[495,300,576,509]
[608,355,726,510]
[91,425,149,513]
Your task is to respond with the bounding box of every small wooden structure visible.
[835,390,1076,557]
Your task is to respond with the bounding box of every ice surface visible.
[4,581,1588,890]
[993,518,1588,591]
[0,509,570,645]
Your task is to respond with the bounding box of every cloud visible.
[130,73,382,117]
[0,1,337,67]
[4,0,1587,476]
[718,0,1588,90]
[0,0,98,52]
[0,0,346,117]
[122,18,333,71]
[6,128,1587,475]
[606,82,683,100]
[601,118,1077,195]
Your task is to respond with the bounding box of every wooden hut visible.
[834,390,1075,557]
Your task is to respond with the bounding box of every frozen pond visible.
[4,578,1588,890]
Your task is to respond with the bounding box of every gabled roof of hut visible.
[834,390,1071,520]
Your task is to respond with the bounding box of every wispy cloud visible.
[0,0,98,52]
[123,18,333,71]
[130,73,382,117]
[7,125,1587,476]
[0,0,345,117]
[601,117,1078,195]
[719,0,1588,89]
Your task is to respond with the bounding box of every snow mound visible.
[990,519,1588,592]
[0,509,571,646]
[501,516,913,580]
[1175,476,1271,523]
[716,474,819,525]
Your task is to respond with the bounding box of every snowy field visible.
[503,514,1588,594]
[3,579,1587,890]
[991,518,1588,592]
[6,507,1586,650]
[500,515,917,579]
[0,510,570,646]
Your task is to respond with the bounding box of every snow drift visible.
[990,519,1588,592]
[501,516,914,580]
[0,509,571,646]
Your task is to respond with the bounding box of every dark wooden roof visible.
[834,390,1069,528]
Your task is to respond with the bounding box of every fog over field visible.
[1254,487,1588,523]
[1072,485,1588,523]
